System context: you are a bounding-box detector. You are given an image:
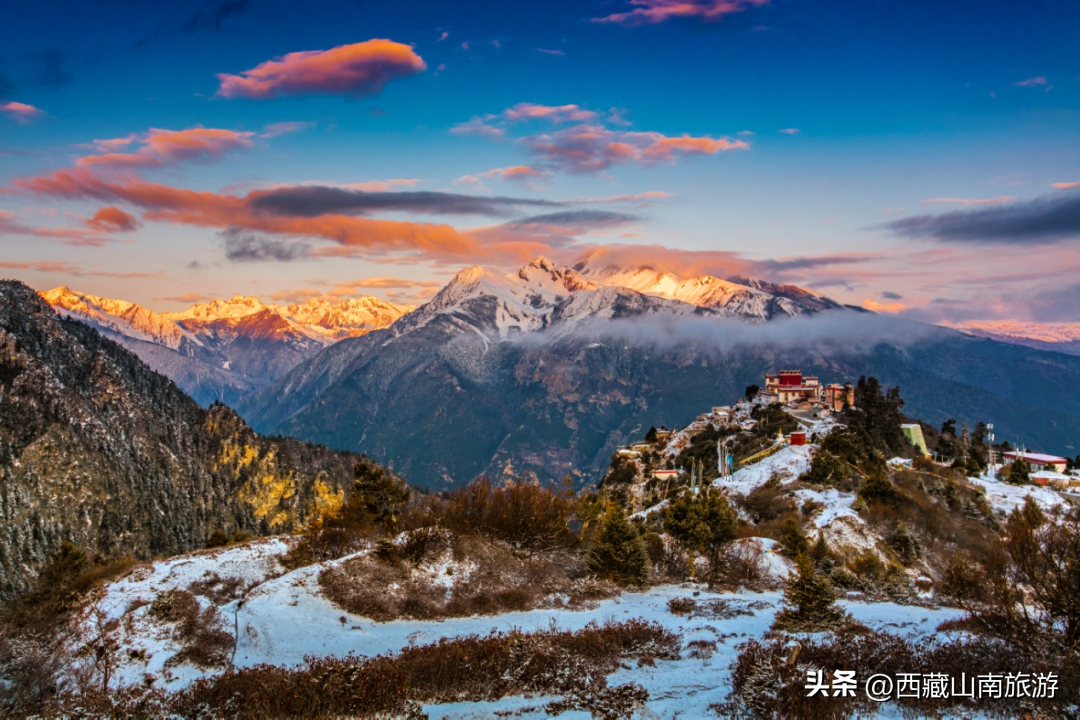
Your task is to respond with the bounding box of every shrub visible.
[443,477,576,556]
[887,522,921,565]
[738,480,797,523]
[159,620,679,719]
[205,529,230,548]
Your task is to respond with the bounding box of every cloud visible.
[592,0,769,26]
[1,101,44,123]
[922,196,1015,206]
[862,299,906,313]
[220,228,311,262]
[884,189,1080,244]
[248,185,560,218]
[0,260,158,278]
[455,166,552,187]
[260,121,314,138]
[1051,182,1080,190]
[535,48,566,56]
[342,178,420,192]
[85,206,141,232]
[158,292,214,303]
[503,103,597,123]
[779,128,800,135]
[184,0,250,33]
[216,39,426,99]
[567,191,671,205]
[525,124,747,173]
[77,127,254,169]
[881,291,903,300]
[1015,76,1048,87]
[1027,283,1080,322]
[512,210,639,228]
[0,210,110,246]
[452,103,596,137]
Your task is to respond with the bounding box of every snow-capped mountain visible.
[572,258,849,318]
[41,287,413,406]
[942,320,1080,357]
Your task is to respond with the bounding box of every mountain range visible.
[236,257,1080,486]
[0,280,390,598]
[34,258,1080,490]
[41,287,413,406]
[943,320,1080,357]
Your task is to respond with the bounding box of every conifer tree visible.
[1008,458,1031,485]
[772,553,848,632]
[587,502,650,586]
[343,462,410,528]
[663,487,738,579]
[809,532,833,572]
[778,517,808,557]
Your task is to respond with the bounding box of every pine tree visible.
[587,502,650,587]
[888,522,921,565]
[1008,458,1031,485]
[809,532,833,572]
[663,488,738,579]
[778,517,808,557]
[859,467,900,507]
[772,553,848,632]
[340,462,410,528]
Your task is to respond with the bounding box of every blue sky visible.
[1,0,1078,321]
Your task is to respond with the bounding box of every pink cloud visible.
[0,209,112,246]
[85,206,142,232]
[342,178,421,192]
[1015,76,1048,87]
[593,0,770,26]
[1051,182,1080,190]
[216,39,426,99]
[502,103,596,123]
[526,125,747,173]
[77,127,255,169]
[1,101,44,124]
[535,48,566,56]
[779,127,800,135]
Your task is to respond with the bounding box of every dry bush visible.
[318,533,613,622]
[280,526,370,571]
[738,480,797,524]
[713,630,1080,719]
[149,590,232,668]
[150,619,679,719]
[188,573,246,605]
[712,542,772,591]
[642,532,691,583]
[666,597,768,621]
[442,477,578,556]
[668,596,696,616]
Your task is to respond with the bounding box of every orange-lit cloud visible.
[455,166,551,186]
[861,299,906,313]
[1,101,44,123]
[216,39,426,99]
[1051,182,1080,189]
[503,103,597,123]
[77,127,255,169]
[0,259,159,278]
[341,178,421,191]
[85,206,141,232]
[0,209,111,246]
[593,0,769,26]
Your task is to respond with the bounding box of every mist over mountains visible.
[235,258,1080,487]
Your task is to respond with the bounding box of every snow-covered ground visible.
[970,472,1066,514]
[714,443,815,495]
[82,536,966,718]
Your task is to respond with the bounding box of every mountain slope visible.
[40,287,414,406]
[0,280,389,598]
[238,259,1080,488]
[942,320,1080,357]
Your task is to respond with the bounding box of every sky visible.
[1,0,1078,323]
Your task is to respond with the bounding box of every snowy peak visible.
[41,286,193,350]
[165,294,274,322]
